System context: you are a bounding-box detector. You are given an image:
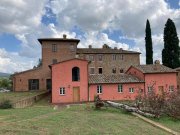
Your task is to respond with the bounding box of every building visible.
[13,35,140,92]
[13,35,178,103]
[175,67,180,89]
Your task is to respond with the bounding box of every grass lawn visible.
[151,116,180,133]
[0,98,172,135]
[0,91,47,103]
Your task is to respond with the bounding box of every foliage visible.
[0,78,12,89]
[94,95,104,109]
[162,18,180,68]
[0,99,12,109]
[145,19,153,64]
[165,89,180,120]
[136,88,180,120]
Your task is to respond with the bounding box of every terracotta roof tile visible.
[89,74,144,84]
[77,48,140,54]
[133,64,176,73]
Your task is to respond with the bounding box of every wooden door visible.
[158,86,164,95]
[73,87,80,102]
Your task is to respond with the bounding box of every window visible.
[112,68,116,74]
[118,84,123,93]
[98,67,103,74]
[169,85,174,92]
[86,55,89,60]
[72,67,80,81]
[148,86,153,93]
[28,79,39,90]
[97,85,102,94]
[52,59,57,64]
[90,67,95,74]
[98,55,103,61]
[89,55,94,61]
[112,54,116,60]
[70,45,75,52]
[59,87,65,95]
[129,88,134,93]
[120,55,123,60]
[52,44,57,52]
[120,69,124,73]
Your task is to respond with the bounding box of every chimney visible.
[119,48,123,51]
[63,34,67,39]
[154,60,160,65]
[89,45,92,48]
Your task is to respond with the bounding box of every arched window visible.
[72,67,80,81]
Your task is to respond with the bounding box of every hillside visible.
[0,72,11,77]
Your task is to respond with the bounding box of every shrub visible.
[165,89,180,120]
[94,95,104,109]
[0,100,13,109]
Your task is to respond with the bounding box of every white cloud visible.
[0,0,180,73]
[0,48,37,73]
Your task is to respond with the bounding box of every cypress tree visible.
[145,19,153,64]
[162,18,180,69]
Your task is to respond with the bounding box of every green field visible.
[0,91,47,103]
[0,100,175,135]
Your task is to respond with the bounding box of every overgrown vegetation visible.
[0,78,12,90]
[94,95,105,109]
[136,89,180,120]
[0,99,12,109]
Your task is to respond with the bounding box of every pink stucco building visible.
[50,58,177,103]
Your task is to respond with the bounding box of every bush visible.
[0,100,13,109]
[94,95,104,109]
[165,90,180,120]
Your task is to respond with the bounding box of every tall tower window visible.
[52,44,57,52]
[72,67,80,81]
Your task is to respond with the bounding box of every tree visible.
[145,19,153,64]
[162,18,180,69]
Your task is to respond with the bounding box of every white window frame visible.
[59,87,65,95]
[169,85,174,92]
[97,85,102,94]
[147,86,153,93]
[129,88,134,93]
[118,84,123,93]
[89,67,95,75]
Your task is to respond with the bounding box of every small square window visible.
[112,68,116,74]
[98,68,102,74]
[52,59,57,64]
[169,85,174,92]
[120,69,124,73]
[97,85,102,94]
[59,87,65,95]
[129,88,134,93]
[147,86,153,93]
[90,67,95,74]
[118,84,123,93]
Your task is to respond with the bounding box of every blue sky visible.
[0,0,179,73]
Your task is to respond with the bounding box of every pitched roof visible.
[89,74,144,84]
[175,67,180,71]
[38,38,80,44]
[77,48,140,54]
[132,64,176,74]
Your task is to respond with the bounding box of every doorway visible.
[73,87,80,102]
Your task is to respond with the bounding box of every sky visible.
[0,0,179,73]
